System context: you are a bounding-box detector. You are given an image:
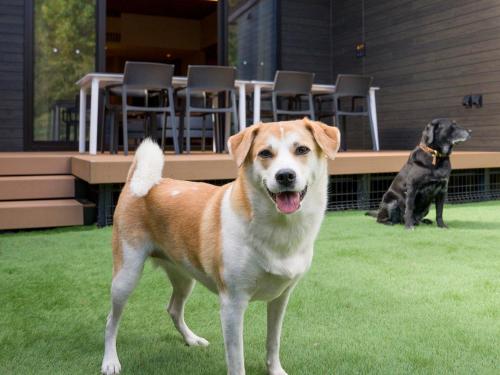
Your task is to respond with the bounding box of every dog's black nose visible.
[275,169,296,187]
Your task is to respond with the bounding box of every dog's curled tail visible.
[127,138,164,197]
[365,210,378,218]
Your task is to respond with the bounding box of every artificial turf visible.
[1,201,500,374]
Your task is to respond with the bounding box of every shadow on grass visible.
[446,220,499,230]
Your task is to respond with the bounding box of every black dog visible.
[367,118,470,229]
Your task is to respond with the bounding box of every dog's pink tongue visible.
[276,192,301,214]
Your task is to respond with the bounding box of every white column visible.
[253,84,261,124]
[238,83,246,131]
[369,88,380,151]
[78,87,87,153]
[89,78,100,155]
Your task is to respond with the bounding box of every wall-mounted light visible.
[166,53,172,58]
[75,49,81,55]
[52,47,59,53]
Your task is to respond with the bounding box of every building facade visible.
[1,0,499,151]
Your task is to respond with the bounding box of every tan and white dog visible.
[101,118,340,375]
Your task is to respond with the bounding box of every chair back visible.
[273,71,314,95]
[334,74,373,97]
[187,65,236,92]
[123,62,174,89]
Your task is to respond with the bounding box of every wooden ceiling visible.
[107,0,217,20]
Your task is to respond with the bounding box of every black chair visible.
[271,71,315,121]
[318,74,378,151]
[103,62,178,155]
[180,65,238,153]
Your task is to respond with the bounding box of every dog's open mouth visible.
[266,186,308,214]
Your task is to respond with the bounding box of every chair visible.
[180,65,238,153]
[271,71,315,121]
[103,62,178,155]
[318,74,378,151]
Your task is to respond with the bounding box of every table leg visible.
[238,83,246,131]
[78,87,87,153]
[253,84,261,124]
[89,78,100,155]
[369,88,380,151]
[54,105,60,141]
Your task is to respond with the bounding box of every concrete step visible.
[0,199,95,230]
[0,175,75,201]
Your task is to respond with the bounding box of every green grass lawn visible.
[1,201,500,375]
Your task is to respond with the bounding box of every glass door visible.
[32,0,96,146]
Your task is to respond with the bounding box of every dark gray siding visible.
[333,0,500,150]
[0,0,24,151]
[231,0,277,81]
[279,0,334,84]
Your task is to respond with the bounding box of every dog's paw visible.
[101,358,121,375]
[437,222,448,229]
[404,225,415,231]
[268,367,288,375]
[185,333,210,347]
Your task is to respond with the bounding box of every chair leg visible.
[122,108,128,155]
[100,109,106,153]
[168,89,180,154]
[231,90,238,134]
[178,115,184,153]
[340,116,347,151]
[333,97,346,151]
[201,115,206,151]
[272,93,278,122]
[186,96,191,154]
[308,94,315,121]
[171,112,180,154]
[160,112,166,152]
[109,111,116,155]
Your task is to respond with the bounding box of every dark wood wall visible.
[0,0,24,151]
[332,0,500,151]
[279,0,334,84]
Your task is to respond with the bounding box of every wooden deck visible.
[71,150,500,184]
[1,150,499,230]
[1,150,500,184]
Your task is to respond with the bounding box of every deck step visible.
[0,175,75,201]
[0,199,95,230]
[0,152,73,176]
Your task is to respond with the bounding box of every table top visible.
[76,73,379,93]
[76,73,248,89]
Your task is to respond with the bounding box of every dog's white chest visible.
[250,250,312,301]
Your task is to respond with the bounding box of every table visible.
[76,74,381,154]
[76,73,250,154]
[251,80,380,150]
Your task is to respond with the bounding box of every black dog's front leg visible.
[435,191,448,228]
[404,185,417,230]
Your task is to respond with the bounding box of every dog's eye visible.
[258,149,273,159]
[295,146,310,155]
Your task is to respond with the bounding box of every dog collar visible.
[419,143,444,166]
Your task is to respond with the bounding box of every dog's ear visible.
[423,119,439,144]
[228,124,260,167]
[303,118,341,160]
